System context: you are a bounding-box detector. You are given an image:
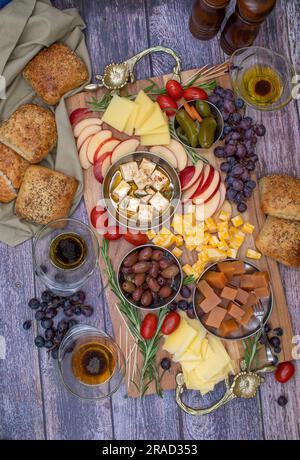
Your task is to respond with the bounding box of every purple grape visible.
[234,191,244,203]
[223,124,232,134]
[220,162,231,173]
[245,128,254,139]
[250,154,259,163]
[214,146,225,158]
[246,180,256,190]
[221,109,230,121]
[243,187,252,198]
[246,161,255,171]
[237,202,247,213]
[208,94,221,105]
[232,164,244,177]
[251,136,258,144]
[226,175,235,186]
[230,112,242,124]
[240,117,253,130]
[231,131,241,140]
[214,86,225,97]
[236,143,247,158]
[235,98,244,109]
[226,188,237,201]
[225,144,237,156]
[223,89,234,100]
[245,140,254,155]
[254,124,266,136]
[232,179,244,191]
[225,137,238,145]
[240,170,249,182]
[223,99,236,113]
[227,156,237,165]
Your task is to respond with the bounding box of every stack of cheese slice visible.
[101,90,170,146]
[163,312,234,395]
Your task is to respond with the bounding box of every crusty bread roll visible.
[0,104,57,164]
[259,175,300,221]
[23,43,89,105]
[255,215,300,267]
[0,143,29,203]
[15,165,78,225]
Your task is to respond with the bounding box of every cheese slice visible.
[102,94,137,132]
[134,90,155,129]
[146,125,169,136]
[163,317,197,356]
[135,102,166,135]
[123,103,139,136]
[140,131,171,146]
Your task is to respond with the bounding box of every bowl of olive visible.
[173,100,224,151]
[118,244,183,310]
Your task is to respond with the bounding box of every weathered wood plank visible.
[0,241,45,440]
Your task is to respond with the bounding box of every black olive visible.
[28,298,41,310]
[160,358,171,370]
[277,395,288,407]
[23,320,32,330]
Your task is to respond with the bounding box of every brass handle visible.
[175,373,236,416]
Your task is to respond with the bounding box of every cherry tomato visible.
[104,226,122,241]
[182,87,208,101]
[90,206,108,229]
[275,361,295,383]
[124,230,149,246]
[156,95,178,117]
[161,311,181,335]
[166,79,184,101]
[140,313,158,340]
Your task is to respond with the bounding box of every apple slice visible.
[69,108,92,125]
[111,138,140,164]
[73,118,103,138]
[193,169,221,204]
[180,161,204,191]
[181,173,204,203]
[167,139,188,172]
[77,125,102,150]
[87,130,113,164]
[78,136,93,170]
[94,152,111,183]
[149,146,177,169]
[204,190,221,219]
[94,138,121,164]
[191,164,212,199]
[214,182,226,214]
[101,155,112,179]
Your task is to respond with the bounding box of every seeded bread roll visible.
[15,165,78,225]
[0,143,29,203]
[23,43,89,105]
[255,215,300,267]
[0,104,57,164]
[259,174,300,221]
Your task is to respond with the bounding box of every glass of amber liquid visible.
[58,325,126,399]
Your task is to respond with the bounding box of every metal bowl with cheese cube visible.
[193,259,273,340]
[103,152,181,231]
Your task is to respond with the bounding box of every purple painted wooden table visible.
[0,0,299,440]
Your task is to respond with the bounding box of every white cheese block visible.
[151,169,169,191]
[133,170,151,189]
[149,191,170,213]
[120,161,139,181]
[139,158,156,176]
[119,196,140,214]
[112,179,131,201]
[138,204,153,223]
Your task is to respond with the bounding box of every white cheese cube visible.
[133,170,151,189]
[139,204,153,223]
[150,192,170,213]
[141,187,155,203]
[113,180,131,201]
[119,196,140,213]
[140,158,156,176]
[120,161,138,182]
[151,169,169,191]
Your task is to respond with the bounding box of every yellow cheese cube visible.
[217,221,229,233]
[218,210,230,221]
[227,248,237,258]
[207,248,227,261]
[209,235,221,248]
[160,227,173,236]
[192,261,204,275]
[185,244,197,252]
[174,235,184,246]
[152,234,175,249]
[172,214,183,235]
[198,250,210,263]
[229,226,239,235]
[217,240,229,251]
[205,217,217,233]
[231,214,244,227]
[218,230,230,241]
[182,264,194,276]
[146,230,156,240]
[102,94,137,132]
[172,247,183,258]
[246,249,262,260]
[242,222,255,234]
[203,232,211,245]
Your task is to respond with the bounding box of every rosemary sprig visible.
[183,274,197,286]
[88,93,114,112]
[101,239,167,396]
[169,122,208,165]
[242,331,262,370]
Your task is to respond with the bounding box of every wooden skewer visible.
[183,62,229,86]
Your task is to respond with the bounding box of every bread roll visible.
[0,143,29,203]
[259,175,300,221]
[0,104,57,164]
[255,215,300,267]
[15,165,78,225]
[23,43,89,105]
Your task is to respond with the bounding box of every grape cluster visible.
[24,290,94,360]
[209,86,266,213]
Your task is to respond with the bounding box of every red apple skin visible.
[191,164,213,199]
[93,138,121,164]
[69,108,92,125]
[179,166,195,190]
[93,152,111,183]
[204,173,221,203]
[181,172,203,203]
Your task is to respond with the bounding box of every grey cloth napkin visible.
[0,0,92,246]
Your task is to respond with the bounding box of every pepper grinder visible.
[220,0,277,55]
[189,0,231,40]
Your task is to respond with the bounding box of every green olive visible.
[198,117,217,149]
[175,109,198,148]
[195,100,211,117]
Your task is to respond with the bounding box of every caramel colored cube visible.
[227,302,245,320]
[204,270,228,289]
[221,286,237,301]
[254,286,269,299]
[219,319,239,337]
[205,307,227,329]
[197,279,214,298]
[237,305,254,326]
[240,274,255,291]
[235,288,249,305]
[245,292,257,308]
[199,292,222,313]
[217,261,236,279]
[218,260,245,276]
[252,272,269,288]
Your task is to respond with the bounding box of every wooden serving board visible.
[66,68,294,397]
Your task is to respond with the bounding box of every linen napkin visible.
[0,0,92,246]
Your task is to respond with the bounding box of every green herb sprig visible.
[101,239,167,397]
[242,331,262,370]
[183,274,197,286]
